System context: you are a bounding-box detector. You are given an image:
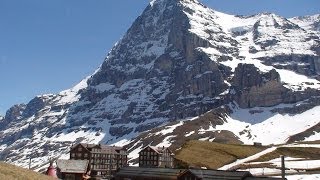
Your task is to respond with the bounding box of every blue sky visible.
[0,0,319,115]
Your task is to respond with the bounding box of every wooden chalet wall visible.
[70,144,91,160]
[139,146,159,167]
[69,144,127,179]
[159,148,174,168]
[138,146,174,168]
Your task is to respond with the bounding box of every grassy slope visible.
[0,162,55,180]
[252,147,320,162]
[174,140,266,169]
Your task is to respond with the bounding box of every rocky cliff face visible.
[232,64,288,108]
[0,104,26,130]
[0,115,4,122]
[1,0,320,168]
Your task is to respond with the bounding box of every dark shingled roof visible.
[114,167,183,179]
[245,177,284,180]
[115,167,283,180]
[181,169,253,180]
[140,145,172,155]
[57,159,89,174]
[71,143,127,154]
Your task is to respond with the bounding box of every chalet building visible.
[114,167,284,180]
[70,143,128,179]
[56,159,90,180]
[138,145,174,168]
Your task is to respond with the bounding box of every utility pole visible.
[281,155,285,180]
[29,157,32,170]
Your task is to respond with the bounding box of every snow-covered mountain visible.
[1,0,320,168]
[290,14,320,33]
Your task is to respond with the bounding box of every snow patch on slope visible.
[277,69,320,90]
[287,174,320,180]
[58,76,89,104]
[304,132,320,142]
[197,104,320,145]
[289,14,320,32]
[155,121,184,135]
[219,147,277,170]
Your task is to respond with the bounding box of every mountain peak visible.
[150,0,199,6]
[289,14,320,32]
[1,0,320,171]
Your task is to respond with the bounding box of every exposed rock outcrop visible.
[232,64,288,108]
[0,104,26,130]
[259,55,320,77]
[124,107,240,163]
[22,96,51,119]
[287,122,320,143]
[4,104,26,122]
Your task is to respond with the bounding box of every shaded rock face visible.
[314,21,320,32]
[0,95,55,131]
[232,64,320,108]
[77,0,229,127]
[4,104,26,122]
[22,96,50,118]
[272,96,320,115]
[0,104,26,130]
[260,55,320,77]
[252,14,299,48]
[315,56,320,75]
[232,64,288,108]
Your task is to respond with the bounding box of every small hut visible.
[56,159,90,180]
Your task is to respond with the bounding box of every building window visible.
[78,147,82,151]
[71,153,75,158]
[84,153,88,158]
